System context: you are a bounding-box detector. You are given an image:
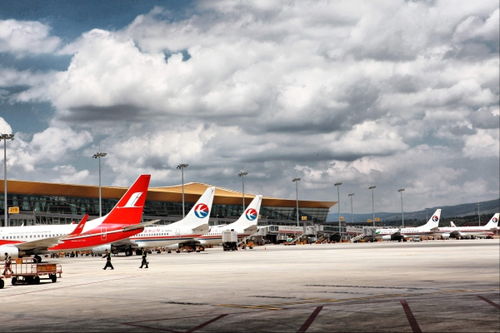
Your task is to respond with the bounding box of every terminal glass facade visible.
[1,193,330,226]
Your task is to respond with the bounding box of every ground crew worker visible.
[102,250,114,270]
[3,255,13,276]
[139,250,148,269]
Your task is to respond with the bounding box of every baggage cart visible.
[6,259,62,285]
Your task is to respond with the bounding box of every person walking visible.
[102,250,114,270]
[3,254,13,276]
[139,250,148,269]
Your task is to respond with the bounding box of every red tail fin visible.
[68,214,89,236]
[102,174,151,225]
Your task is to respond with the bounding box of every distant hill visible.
[327,198,499,225]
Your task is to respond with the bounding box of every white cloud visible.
[4,1,499,212]
[463,129,499,158]
[0,117,13,133]
[0,19,60,55]
[8,126,92,173]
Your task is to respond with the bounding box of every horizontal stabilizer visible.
[123,219,161,232]
[192,224,209,234]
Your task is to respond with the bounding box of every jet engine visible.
[0,245,20,259]
[92,244,112,254]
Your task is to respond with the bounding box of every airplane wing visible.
[15,236,64,251]
[243,225,258,235]
[122,219,161,232]
[192,223,209,234]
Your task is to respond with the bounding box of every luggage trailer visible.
[3,259,62,286]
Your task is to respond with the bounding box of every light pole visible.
[477,202,480,226]
[92,152,107,217]
[398,188,405,228]
[292,178,301,232]
[368,185,376,226]
[348,193,354,223]
[1,133,14,227]
[177,163,189,217]
[335,182,343,238]
[238,170,248,211]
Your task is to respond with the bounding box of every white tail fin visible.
[223,195,263,233]
[484,213,499,228]
[167,187,215,231]
[450,221,457,227]
[421,209,441,230]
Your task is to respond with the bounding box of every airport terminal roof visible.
[2,180,336,209]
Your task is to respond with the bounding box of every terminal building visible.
[0,180,337,241]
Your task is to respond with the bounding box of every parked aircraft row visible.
[0,174,264,259]
[0,175,158,259]
[374,209,499,241]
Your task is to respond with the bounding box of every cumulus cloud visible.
[0,19,61,56]
[4,0,500,211]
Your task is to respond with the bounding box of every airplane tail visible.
[175,186,215,230]
[225,195,263,232]
[421,209,441,230]
[68,214,89,236]
[450,221,457,227]
[100,174,151,225]
[484,213,499,229]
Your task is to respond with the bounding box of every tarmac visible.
[1,239,499,332]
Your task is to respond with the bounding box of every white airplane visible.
[196,195,263,247]
[96,186,216,253]
[0,175,156,259]
[374,209,442,241]
[438,213,499,239]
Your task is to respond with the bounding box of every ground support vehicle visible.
[222,230,238,251]
[6,259,62,285]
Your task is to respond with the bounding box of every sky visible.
[0,0,498,214]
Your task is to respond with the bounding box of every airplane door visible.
[101,227,107,241]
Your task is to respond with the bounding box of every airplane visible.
[374,209,442,241]
[0,174,155,259]
[94,186,216,254]
[196,195,263,247]
[438,213,499,239]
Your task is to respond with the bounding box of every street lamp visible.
[477,202,480,226]
[92,152,107,217]
[368,185,376,226]
[334,182,343,238]
[238,170,248,211]
[1,133,14,227]
[292,178,301,232]
[398,188,405,228]
[348,193,354,223]
[176,163,189,217]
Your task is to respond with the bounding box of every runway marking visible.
[297,306,323,333]
[3,275,135,297]
[477,296,500,310]
[217,304,284,310]
[122,322,180,332]
[400,299,422,333]
[185,314,228,332]
[122,314,228,332]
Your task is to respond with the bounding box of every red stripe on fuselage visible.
[48,228,143,251]
[0,240,23,246]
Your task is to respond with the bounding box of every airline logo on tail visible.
[194,203,210,218]
[124,192,144,208]
[245,208,258,221]
[432,215,439,222]
[492,217,498,223]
